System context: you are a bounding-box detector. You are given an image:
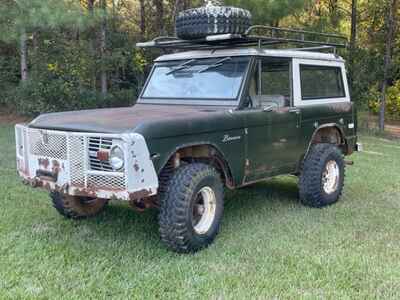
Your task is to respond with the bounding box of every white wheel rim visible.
[322,160,340,195]
[192,186,217,235]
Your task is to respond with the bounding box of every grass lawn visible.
[1,124,400,299]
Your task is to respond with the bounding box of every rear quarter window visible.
[300,65,345,100]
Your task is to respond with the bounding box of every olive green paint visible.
[27,55,357,189]
[140,101,355,188]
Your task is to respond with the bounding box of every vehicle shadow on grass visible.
[222,176,302,222]
[79,176,302,252]
[225,176,300,207]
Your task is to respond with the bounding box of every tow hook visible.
[344,160,354,166]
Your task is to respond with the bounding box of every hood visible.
[29,104,231,134]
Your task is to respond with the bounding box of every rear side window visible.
[300,65,345,100]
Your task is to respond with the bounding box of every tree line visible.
[0,0,399,129]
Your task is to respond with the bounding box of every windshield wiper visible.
[197,57,232,73]
[166,59,197,75]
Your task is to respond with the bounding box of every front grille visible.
[21,128,127,191]
[69,136,85,186]
[87,174,126,190]
[88,137,113,171]
[29,130,67,159]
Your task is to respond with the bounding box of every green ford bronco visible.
[15,4,361,253]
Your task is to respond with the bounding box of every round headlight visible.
[109,145,124,171]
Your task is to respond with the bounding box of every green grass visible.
[1,124,400,299]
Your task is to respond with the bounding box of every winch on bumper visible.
[15,124,159,201]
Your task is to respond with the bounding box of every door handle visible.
[263,105,275,112]
[289,108,300,114]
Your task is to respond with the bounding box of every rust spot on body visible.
[71,187,98,198]
[17,160,30,177]
[38,158,50,169]
[329,102,352,114]
[97,150,109,161]
[52,160,61,174]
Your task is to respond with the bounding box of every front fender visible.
[146,130,247,187]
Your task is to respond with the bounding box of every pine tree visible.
[100,0,108,96]
[153,0,165,36]
[379,0,398,131]
[224,0,308,26]
[139,0,146,40]
[0,0,86,82]
[349,0,357,92]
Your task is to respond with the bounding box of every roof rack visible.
[136,25,348,53]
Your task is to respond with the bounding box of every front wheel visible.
[50,192,108,219]
[299,143,345,208]
[158,163,224,253]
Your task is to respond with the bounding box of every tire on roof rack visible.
[176,6,252,40]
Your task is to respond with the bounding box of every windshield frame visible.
[138,56,252,106]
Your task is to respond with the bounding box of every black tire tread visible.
[159,163,223,253]
[299,143,345,208]
[176,6,252,40]
[50,192,107,219]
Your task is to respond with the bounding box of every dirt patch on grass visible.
[359,113,400,138]
[386,125,400,137]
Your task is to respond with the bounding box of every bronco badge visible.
[222,134,242,143]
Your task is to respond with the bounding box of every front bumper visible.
[15,124,159,201]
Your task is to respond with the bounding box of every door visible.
[243,57,302,183]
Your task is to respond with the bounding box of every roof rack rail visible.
[136,25,348,53]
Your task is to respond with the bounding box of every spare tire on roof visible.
[176,5,252,40]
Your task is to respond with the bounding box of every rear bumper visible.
[15,124,159,201]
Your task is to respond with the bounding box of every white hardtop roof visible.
[155,48,345,63]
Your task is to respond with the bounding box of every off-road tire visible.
[50,192,108,219]
[299,143,345,208]
[159,163,224,253]
[176,6,252,40]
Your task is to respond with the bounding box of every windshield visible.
[141,57,250,101]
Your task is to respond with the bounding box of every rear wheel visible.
[50,192,108,219]
[159,163,224,253]
[299,143,345,208]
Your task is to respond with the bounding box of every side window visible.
[300,65,345,100]
[245,58,292,109]
[261,60,290,96]
[259,59,291,108]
